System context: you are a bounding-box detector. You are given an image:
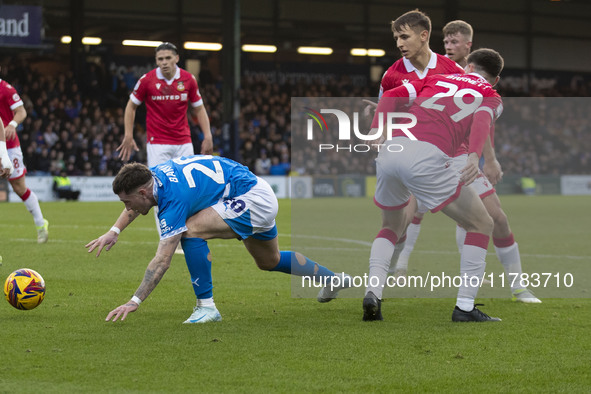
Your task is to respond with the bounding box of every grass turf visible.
[0,195,589,392]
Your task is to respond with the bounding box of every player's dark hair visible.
[113,163,153,194]
[467,48,504,78]
[392,9,431,35]
[443,20,473,41]
[156,42,178,55]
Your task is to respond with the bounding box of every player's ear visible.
[420,29,429,42]
[492,76,500,87]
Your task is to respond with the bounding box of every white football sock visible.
[197,298,216,308]
[366,238,395,299]
[22,190,45,227]
[456,244,488,312]
[495,242,524,292]
[395,222,421,270]
[388,240,406,274]
[456,225,467,254]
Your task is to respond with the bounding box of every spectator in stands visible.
[254,149,271,175]
[521,174,536,195]
[53,170,80,200]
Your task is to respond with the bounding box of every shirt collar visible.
[403,50,437,73]
[156,66,180,84]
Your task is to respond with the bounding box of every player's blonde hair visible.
[443,20,473,41]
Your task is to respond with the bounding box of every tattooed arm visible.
[105,233,182,322]
[85,208,142,257]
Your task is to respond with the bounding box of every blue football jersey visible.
[151,155,258,239]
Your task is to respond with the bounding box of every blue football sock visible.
[181,237,213,299]
[271,251,335,279]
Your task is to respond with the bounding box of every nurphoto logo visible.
[304,107,417,152]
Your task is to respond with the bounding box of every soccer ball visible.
[4,268,46,310]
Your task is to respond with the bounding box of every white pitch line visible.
[279,233,590,261]
[3,233,589,261]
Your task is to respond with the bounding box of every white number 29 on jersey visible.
[420,81,483,122]
[172,156,225,188]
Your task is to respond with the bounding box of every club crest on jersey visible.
[176,81,185,91]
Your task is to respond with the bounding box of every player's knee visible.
[183,227,205,239]
[255,251,281,271]
[490,209,509,231]
[479,213,494,236]
[10,181,26,196]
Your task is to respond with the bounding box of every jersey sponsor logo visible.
[181,93,187,101]
[159,218,173,233]
[151,94,182,101]
[176,81,185,91]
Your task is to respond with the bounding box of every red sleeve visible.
[188,75,202,105]
[131,75,147,103]
[371,84,411,129]
[468,111,493,156]
[5,84,21,108]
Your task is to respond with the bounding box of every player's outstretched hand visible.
[483,158,503,186]
[85,231,119,257]
[116,136,139,162]
[201,135,213,155]
[460,153,480,186]
[105,300,138,322]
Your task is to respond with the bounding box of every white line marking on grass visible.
[280,234,590,261]
[5,233,589,261]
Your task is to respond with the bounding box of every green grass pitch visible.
[0,195,589,392]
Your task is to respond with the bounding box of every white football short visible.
[147,143,194,167]
[374,138,462,213]
[212,177,278,240]
[451,154,495,199]
[7,146,26,180]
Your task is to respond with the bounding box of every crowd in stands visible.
[2,57,589,178]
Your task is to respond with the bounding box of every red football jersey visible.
[379,52,465,98]
[130,67,202,145]
[375,73,503,157]
[0,79,23,149]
